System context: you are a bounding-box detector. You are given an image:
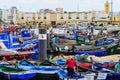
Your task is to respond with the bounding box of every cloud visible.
[0,0,8,3]
[75,0,105,11]
[18,0,35,4]
[29,0,64,9]
[11,0,64,11]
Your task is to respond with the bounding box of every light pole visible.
[110,0,113,24]
[119,12,120,25]
[26,17,28,29]
[33,17,36,29]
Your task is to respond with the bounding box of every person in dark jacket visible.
[95,40,98,46]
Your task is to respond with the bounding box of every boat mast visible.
[119,12,120,25]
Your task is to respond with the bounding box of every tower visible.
[10,6,18,24]
[104,0,110,14]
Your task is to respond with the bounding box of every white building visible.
[95,13,108,21]
[0,9,8,21]
[56,8,63,13]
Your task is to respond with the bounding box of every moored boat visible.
[56,59,66,66]
[37,60,59,80]
[0,66,36,80]
[58,70,85,80]
[74,49,107,56]
[18,60,38,70]
[0,49,35,61]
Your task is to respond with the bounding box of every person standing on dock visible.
[95,39,98,46]
[63,57,78,78]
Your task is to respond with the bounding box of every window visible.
[114,17,115,21]
[39,29,46,34]
[61,17,63,19]
[21,17,24,19]
[69,17,71,19]
[38,17,40,19]
[84,17,87,19]
[76,17,79,19]
[44,17,46,19]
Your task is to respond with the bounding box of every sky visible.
[0,0,120,12]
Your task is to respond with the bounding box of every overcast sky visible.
[0,0,120,12]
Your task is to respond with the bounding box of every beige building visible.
[15,12,109,25]
[12,1,120,25]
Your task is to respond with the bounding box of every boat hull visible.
[106,43,119,55]
[4,71,36,80]
[36,73,59,80]
[36,67,59,80]
[0,52,34,61]
[58,70,85,80]
[74,50,107,56]
[0,66,36,80]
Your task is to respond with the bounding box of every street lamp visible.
[92,17,95,23]
[119,12,120,25]
[26,17,28,29]
[110,0,113,24]
[33,17,36,28]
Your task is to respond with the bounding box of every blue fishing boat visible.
[115,60,120,70]
[37,60,59,80]
[18,60,38,70]
[4,71,36,80]
[74,50,107,56]
[0,66,36,80]
[0,60,12,67]
[18,60,59,80]
[56,59,66,66]
[58,70,85,80]
[0,29,38,51]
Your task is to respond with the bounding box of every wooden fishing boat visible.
[74,50,107,56]
[12,41,38,52]
[0,29,38,52]
[99,62,116,68]
[18,60,38,70]
[21,44,38,51]
[0,60,12,67]
[51,38,119,56]
[0,66,36,80]
[78,62,91,69]
[58,70,85,80]
[51,44,107,56]
[105,42,119,55]
[77,62,120,80]
[56,59,66,66]
[18,60,59,80]
[37,60,59,80]
[0,49,35,61]
[115,61,120,70]
[51,27,119,56]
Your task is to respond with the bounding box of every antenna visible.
[106,0,108,3]
[77,4,79,12]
